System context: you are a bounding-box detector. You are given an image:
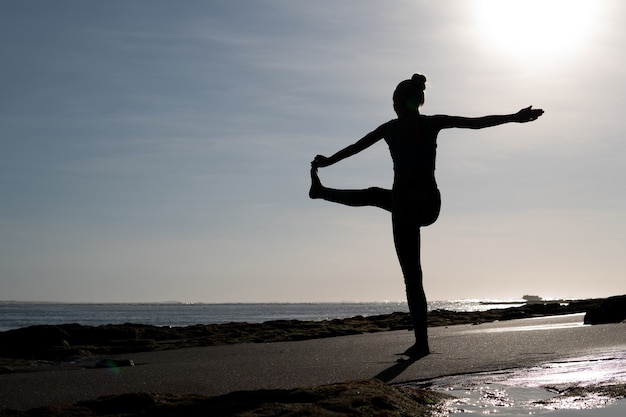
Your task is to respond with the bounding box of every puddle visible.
[411,349,626,416]
[431,384,625,416]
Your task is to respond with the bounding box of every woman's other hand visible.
[514,106,544,123]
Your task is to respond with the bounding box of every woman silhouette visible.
[310,74,544,357]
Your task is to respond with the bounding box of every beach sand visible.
[1,312,626,415]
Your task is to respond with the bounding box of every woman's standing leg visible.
[392,212,429,357]
[392,187,440,357]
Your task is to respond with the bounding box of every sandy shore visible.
[1,312,626,415]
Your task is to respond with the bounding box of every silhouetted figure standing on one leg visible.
[310,73,543,357]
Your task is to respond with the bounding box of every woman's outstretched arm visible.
[313,125,386,168]
[435,106,544,130]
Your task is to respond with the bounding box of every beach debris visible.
[94,358,135,368]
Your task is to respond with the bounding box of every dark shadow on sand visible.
[374,352,429,383]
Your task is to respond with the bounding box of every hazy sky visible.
[2,0,625,303]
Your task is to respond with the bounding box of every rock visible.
[64,324,140,345]
[584,295,626,324]
[0,325,71,358]
[94,358,135,368]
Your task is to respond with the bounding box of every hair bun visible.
[411,74,426,91]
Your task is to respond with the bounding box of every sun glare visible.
[473,0,599,61]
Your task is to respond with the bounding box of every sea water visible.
[423,349,626,416]
[0,299,520,331]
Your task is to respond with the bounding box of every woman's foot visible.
[309,166,324,199]
[403,343,430,359]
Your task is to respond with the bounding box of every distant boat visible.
[479,295,570,306]
[523,295,570,305]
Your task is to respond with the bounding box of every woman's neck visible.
[397,111,420,119]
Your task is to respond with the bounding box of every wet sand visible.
[1,313,625,415]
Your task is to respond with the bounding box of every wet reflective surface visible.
[432,384,626,416]
[412,349,626,415]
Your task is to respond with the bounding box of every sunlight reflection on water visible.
[503,351,626,389]
[420,349,626,416]
[432,389,625,416]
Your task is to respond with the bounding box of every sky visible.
[1,0,625,303]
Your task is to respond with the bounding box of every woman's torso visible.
[383,115,440,189]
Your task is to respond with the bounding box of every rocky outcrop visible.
[0,325,72,358]
[584,295,626,324]
[0,379,452,417]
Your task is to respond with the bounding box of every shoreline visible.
[0,297,607,366]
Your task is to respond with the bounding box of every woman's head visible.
[393,73,426,116]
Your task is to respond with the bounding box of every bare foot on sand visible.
[403,344,430,359]
[309,166,324,199]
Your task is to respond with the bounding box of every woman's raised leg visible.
[309,167,392,211]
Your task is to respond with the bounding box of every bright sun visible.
[473,0,599,61]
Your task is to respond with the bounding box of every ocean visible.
[0,299,524,331]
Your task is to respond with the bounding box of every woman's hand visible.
[312,155,331,168]
[514,106,544,123]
